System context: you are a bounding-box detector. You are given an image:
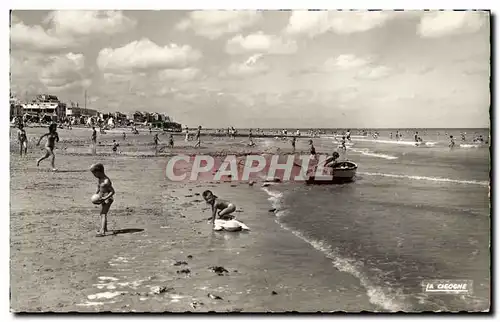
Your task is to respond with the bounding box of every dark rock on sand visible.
[272,291,278,295]
[187,255,193,259]
[150,286,174,295]
[173,261,188,266]
[209,266,229,275]
[207,293,223,300]
[177,269,191,274]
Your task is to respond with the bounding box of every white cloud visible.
[97,38,202,72]
[39,52,91,91]
[226,32,297,55]
[43,11,136,37]
[285,11,392,37]
[325,54,371,70]
[176,11,262,39]
[158,68,201,81]
[10,10,136,53]
[10,20,74,52]
[227,54,269,77]
[417,11,487,38]
[356,65,392,80]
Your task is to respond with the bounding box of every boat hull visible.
[306,161,358,184]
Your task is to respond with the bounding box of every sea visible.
[260,128,491,312]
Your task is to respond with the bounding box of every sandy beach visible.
[10,126,379,312]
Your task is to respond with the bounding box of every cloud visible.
[43,10,136,37]
[325,54,371,70]
[284,10,392,37]
[158,68,201,81]
[97,38,202,72]
[226,32,297,55]
[10,10,136,53]
[417,11,487,38]
[176,11,262,39]
[39,52,91,91]
[226,54,269,78]
[356,65,392,80]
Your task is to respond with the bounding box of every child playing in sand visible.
[90,163,115,237]
[168,134,174,148]
[17,123,28,156]
[36,123,59,170]
[202,190,236,226]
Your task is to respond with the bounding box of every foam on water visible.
[358,172,489,186]
[261,187,407,312]
[349,148,398,160]
[351,138,438,147]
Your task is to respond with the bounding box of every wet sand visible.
[10,127,374,312]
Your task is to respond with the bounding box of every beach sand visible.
[10,127,375,312]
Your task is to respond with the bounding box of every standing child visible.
[36,123,59,171]
[202,190,236,227]
[194,126,202,148]
[91,127,97,155]
[90,163,115,237]
[122,132,126,140]
[153,133,160,155]
[291,136,296,153]
[112,140,120,154]
[17,123,28,156]
[168,134,174,148]
[449,135,455,149]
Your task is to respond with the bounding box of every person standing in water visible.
[168,134,174,148]
[194,126,202,148]
[153,133,160,155]
[36,123,59,171]
[122,132,126,140]
[91,126,97,155]
[17,123,28,156]
[291,136,296,153]
[449,135,455,149]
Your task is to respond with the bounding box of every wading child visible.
[168,134,174,148]
[449,135,455,149]
[36,123,59,171]
[153,133,160,155]
[17,123,28,156]
[202,190,236,226]
[112,140,119,154]
[291,136,296,153]
[194,126,202,148]
[90,163,115,237]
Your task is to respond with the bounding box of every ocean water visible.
[262,129,490,312]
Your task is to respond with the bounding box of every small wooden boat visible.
[306,161,358,184]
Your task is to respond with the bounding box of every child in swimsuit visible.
[36,123,59,171]
[90,163,115,237]
[17,123,28,156]
[168,134,174,148]
[112,140,119,153]
[202,190,236,226]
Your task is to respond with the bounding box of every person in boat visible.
[324,151,340,168]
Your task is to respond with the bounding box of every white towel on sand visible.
[213,219,250,232]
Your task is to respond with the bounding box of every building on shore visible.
[66,102,98,117]
[21,94,67,122]
[10,95,23,120]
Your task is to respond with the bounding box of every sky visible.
[9,10,490,128]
